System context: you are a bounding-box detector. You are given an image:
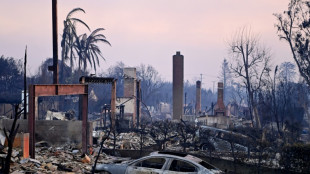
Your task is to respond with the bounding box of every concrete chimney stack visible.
[195,80,201,115]
[173,51,184,120]
[123,67,137,127]
[124,68,136,98]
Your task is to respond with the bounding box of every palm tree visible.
[61,8,90,82]
[73,28,111,73]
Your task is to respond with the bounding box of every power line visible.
[184,73,217,78]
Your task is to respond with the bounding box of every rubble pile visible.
[45,110,76,121]
[0,143,131,173]
[99,132,157,150]
[164,141,183,151]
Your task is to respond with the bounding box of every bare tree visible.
[265,66,281,134]
[277,62,297,129]
[278,62,297,83]
[198,128,215,158]
[274,0,310,87]
[0,56,23,104]
[228,27,272,128]
[1,105,22,174]
[136,64,164,107]
[230,82,247,117]
[149,120,176,150]
[177,120,199,152]
[105,61,125,97]
[92,115,112,174]
[136,117,150,156]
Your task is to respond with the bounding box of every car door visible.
[126,157,166,174]
[163,159,199,174]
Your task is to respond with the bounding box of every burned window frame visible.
[132,157,167,170]
[167,159,199,173]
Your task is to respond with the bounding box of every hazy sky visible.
[0,0,292,89]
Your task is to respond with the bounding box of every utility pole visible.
[184,92,187,114]
[23,46,27,119]
[212,81,215,94]
[48,0,59,84]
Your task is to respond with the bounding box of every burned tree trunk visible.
[1,105,22,174]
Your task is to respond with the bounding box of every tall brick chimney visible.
[214,82,226,116]
[173,51,184,120]
[123,67,137,127]
[195,80,201,115]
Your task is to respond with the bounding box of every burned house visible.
[196,82,232,129]
[115,97,136,128]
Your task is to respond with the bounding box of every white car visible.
[95,151,223,174]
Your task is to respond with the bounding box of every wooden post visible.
[111,80,117,129]
[28,85,35,158]
[80,86,88,154]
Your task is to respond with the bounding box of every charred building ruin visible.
[122,67,137,127]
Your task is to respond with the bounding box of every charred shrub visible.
[280,144,310,173]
